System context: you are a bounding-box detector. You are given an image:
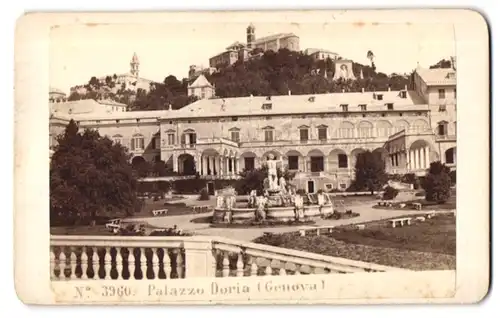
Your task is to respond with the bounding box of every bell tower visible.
[246,23,255,49]
[130,52,140,78]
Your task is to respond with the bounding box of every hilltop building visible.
[208,24,300,70]
[50,60,457,193]
[305,48,340,61]
[70,53,157,94]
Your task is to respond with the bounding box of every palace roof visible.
[254,33,298,44]
[416,67,456,86]
[50,99,127,117]
[167,90,427,119]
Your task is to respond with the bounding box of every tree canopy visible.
[50,120,139,225]
[423,161,452,203]
[352,150,388,193]
[236,165,296,195]
[68,49,416,111]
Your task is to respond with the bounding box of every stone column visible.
[200,156,205,176]
[196,154,201,175]
[219,156,224,176]
[419,147,425,169]
[233,157,237,175]
[226,157,230,175]
[425,146,430,168]
[410,150,415,170]
[184,134,189,146]
[323,156,328,172]
[208,156,213,175]
[453,148,457,164]
[405,150,410,170]
[172,154,178,173]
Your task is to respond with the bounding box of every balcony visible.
[50,235,403,280]
[435,134,457,142]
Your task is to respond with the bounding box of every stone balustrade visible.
[50,235,405,280]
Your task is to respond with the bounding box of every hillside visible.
[67,50,451,111]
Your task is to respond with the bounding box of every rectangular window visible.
[438,89,445,99]
[438,123,448,136]
[318,127,327,141]
[113,137,121,144]
[244,157,255,170]
[231,131,240,142]
[359,104,367,111]
[299,129,308,142]
[288,156,299,170]
[152,137,160,149]
[310,156,324,172]
[338,154,348,168]
[340,104,348,112]
[264,130,273,142]
[132,137,144,150]
[439,104,447,112]
[386,103,394,110]
[167,133,175,145]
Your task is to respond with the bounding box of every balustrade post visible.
[81,249,88,279]
[183,240,216,277]
[50,247,56,280]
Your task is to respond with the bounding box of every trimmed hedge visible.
[137,179,239,195]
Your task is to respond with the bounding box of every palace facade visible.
[50,62,457,193]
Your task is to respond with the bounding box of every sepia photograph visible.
[14,9,489,305]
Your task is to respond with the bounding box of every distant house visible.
[187,75,215,100]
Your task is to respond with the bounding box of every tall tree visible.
[353,150,388,194]
[423,161,452,203]
[50,120,139,226]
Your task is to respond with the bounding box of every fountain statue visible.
[265,154,282,193]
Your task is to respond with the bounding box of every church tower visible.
[130,52,140,78]
[246,23,256,49]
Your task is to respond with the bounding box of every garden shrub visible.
[198,188,210,201]
[383,186,400,200]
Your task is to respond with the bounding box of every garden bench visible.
[151,209,168,216]
[424,211,436,219]
[105,219,123,234]
[192,205,212,213]
[388,217,412,228]
[412,202,422,210]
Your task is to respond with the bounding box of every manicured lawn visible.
[253,214,456,271]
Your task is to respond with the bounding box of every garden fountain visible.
[212,155,334,224]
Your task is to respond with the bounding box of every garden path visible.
[131,203,443,241]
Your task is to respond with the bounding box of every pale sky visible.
[50,22,456,94]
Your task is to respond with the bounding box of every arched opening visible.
[178,154,196,175]
[411,119,429,134]
[445,147,456,164]
[338,121,355,138]
[376,120,393,137]
[357,121,374,138]
[351,148,366,168]
[240,151,257,171]
[307,149,325,172]
[131,156,146,168]
[394,119,410,134]
[201,149,220,176]
[409,139,436,170]
[285,150,303,171]
[262,150,281,163]
[329,148,348,169]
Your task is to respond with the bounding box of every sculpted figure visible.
[265,154,282,190]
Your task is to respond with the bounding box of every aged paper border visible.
[14,9,490,305]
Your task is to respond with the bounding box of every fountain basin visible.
[212,204,334,224]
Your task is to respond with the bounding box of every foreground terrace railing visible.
[50,235,406,280]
